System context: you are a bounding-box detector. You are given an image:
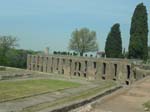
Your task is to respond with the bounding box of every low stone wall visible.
[27,54,135,85]
[0,73,32,80]
[133,66,150,81]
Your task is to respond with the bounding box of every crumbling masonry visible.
[27,54,148,85]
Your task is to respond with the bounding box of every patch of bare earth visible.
[72,76,150,112]
[92,77,150,112]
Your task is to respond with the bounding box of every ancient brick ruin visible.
[27,54,148,85]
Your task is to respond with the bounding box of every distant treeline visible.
[53,51,78,56]
[1,48,39,69]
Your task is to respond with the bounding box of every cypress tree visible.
[105,23,122,58]
[128,3,148,60]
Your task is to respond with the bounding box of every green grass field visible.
[0,79,81,102]
[22,81,116,112]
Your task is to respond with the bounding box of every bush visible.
[0,67,6,71]
[143,101,150,110]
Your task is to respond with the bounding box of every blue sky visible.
[0,0,149,52]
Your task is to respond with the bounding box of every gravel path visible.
[86,76,150,112]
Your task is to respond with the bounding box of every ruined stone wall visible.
[27,54,141,85]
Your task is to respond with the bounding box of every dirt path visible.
[90,76,150,112]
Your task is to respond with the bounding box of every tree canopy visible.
[6,49,39,68]
[69,28,98,56]
[128,3,148,60]
[0,36,18,65]
[105,23,122,58]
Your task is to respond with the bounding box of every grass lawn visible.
[22,81,116,112]
[0,79,81,102]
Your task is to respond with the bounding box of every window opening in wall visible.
[84,73,87,78]
[102,76,106,80]
[69,59,72,74]
[113,78,116,81]
[56,58,59,70]
[37,65,40,71]
[85,61,87,71]
[78,72,80,77]
[126,81,129,85]
[52,57,54,66]
[62,69,64,74]
[69,59,72,64]
[46,57,48,64]
[114,64,117,77]
[93,62,96,69]
[79,62,81,71]
[33,65,35,70]
[103,63,106,74]
[127,65,130,79]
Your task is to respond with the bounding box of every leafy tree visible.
[105,23,122,58]
[128,3,148,60]
[0,36,18,65]
[69,28,98,56]
[0,35,40,68]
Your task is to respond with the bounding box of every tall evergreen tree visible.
[128,3,148,60]
[105,23,122,58]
